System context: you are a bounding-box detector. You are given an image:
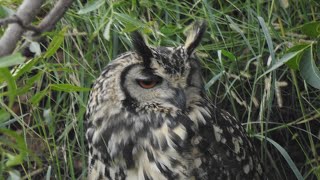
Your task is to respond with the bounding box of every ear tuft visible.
[184,21,207,56]
[131,31,153,68]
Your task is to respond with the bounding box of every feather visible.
[184,21,207,56]
[131,31,153,68]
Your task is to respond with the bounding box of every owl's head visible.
[88,21,207,122]
[124,21,206,112]
[131,21,206,77]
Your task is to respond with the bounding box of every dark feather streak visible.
[131,31,153,68]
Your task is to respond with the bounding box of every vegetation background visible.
[0,0,319,179]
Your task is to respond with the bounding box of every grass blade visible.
[255,134,304,180]
[0,53,25,68]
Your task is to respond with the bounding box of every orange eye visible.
[137,79,158,89]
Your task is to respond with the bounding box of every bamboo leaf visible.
[30,89,48,106]
[13,57,40,80]
[50,84,90,92]
[103,19,113,41]
[77,0,105,14]
[285,44,310,70]
[16,72,42,95]
[0,109,10,123]
[258,50,305,79]
[301,21,320,38]
[0,129,28,167]
[0,68,17,107]
[299,46,320,89]
[44,27,67,58]
[220,49,236,61]
[0,53,25,68]
[114,13,145,30]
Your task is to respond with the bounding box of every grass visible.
[0,0,320,179]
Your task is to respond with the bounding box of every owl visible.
[85,21,264,180]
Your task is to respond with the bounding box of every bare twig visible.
[0,15,41,33]
[37,0,74,33]
[0,16,20,26]
[21,0,74,56]
[0,0,74,57]
[0,0,44,57]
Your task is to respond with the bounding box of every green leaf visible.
[0,53,25,68]
[8,170,21,180]
[0,109,10,123]
[115,13,145,30]
[220,49,236,61]
[0,5,8,18]
[258,17,275,65]
[255,135,304,180]
[160,24,180,36]
[45,166,52,180]
[16,72,42,95]
[5,153,24,167]
[226,15,255,56]
[13,57,40,80]
[258,44,310,79]
[0,68,17,107]
[301,21,320,38]
[0,129,28,167]
[285,44,310,70]
[44,27,67,58]
[112,1,127,9]
[299,46,320,89]
[50,84,90,92]
[13,58,40,80]
[103,19,113,41]
[30,89,48,106]
[77,0,105,14]
[122,24,140,33]
[0,5,14,18]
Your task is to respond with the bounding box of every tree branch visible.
[0,16,20,26]
[36,0,74,33]
[0,15,41,33]
[0,0,44,57]
[0,0,74,57]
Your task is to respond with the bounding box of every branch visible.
[21,0,74,57]
[0,0,44,57]
[0,0,74,57]
[0,16,20,26]
[0,15,41,33]
[36,0,74,33]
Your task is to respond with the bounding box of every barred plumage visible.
[86,21,264,180]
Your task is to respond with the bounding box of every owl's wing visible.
[192,99,264,180]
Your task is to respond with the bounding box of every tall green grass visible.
[0,0,319,179]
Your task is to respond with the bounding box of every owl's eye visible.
[136,78,161,89]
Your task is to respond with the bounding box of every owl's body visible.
[86,22,263,180]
